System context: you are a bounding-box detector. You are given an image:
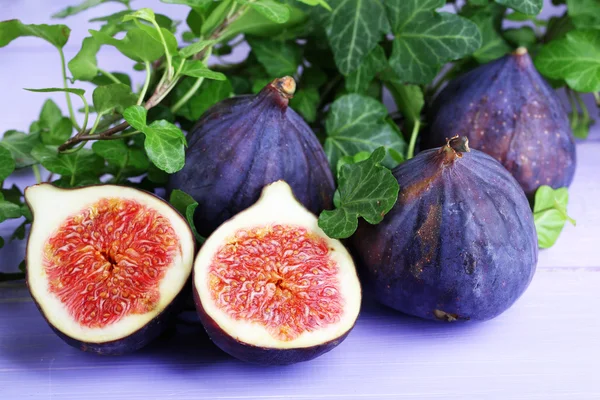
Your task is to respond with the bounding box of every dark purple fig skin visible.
[25,185,195,355]
[352,137,538,322]
[192,286,351,365]
[168,77,335,237]
[424,48,576,198]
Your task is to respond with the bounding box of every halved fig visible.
[193,181,361,365]
[25,184,195,355]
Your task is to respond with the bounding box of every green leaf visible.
[535,30,600,93]
[290,88,319,123]
[161,0,213,7]
[92,140,128,168]
[503,27,538,48]
[123,8,156,23]
[39,99,63,131]
[325,0,389,75]
[0,146,15,182]
[247,37,302,77]
[52,0,131,18]
[92,83,137,115]
[300,66,328,88]
[92,71,132,87]
[296,0,332,11]
[495,0,542,15]
[173,78,233,121]
[31,145,103,178]
[345,45,387,93]
[387,0,481,84]
[179,39,215,58]
[318,147,399,239]
[224,5,307,39]
[0,193,22,223]
[69,36,101,81]
[0,20,70,49]
[250,1,291,23]
[252,78,272,94]
[468,10,512,63]
[41,117,73,145]
[324,94,406,170]
[567,0,600,29]
[0,131,40,168]
[123,106,186,173]
[24,87,86,97]
[90,27,165,62]
[181,60,226,80]
[169,189,205,243]
[533,186,575,248]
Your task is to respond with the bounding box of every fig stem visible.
[407,120,421,159]
[32,165,41,184]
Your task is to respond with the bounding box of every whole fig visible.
[424,47,576,198]
[352,136,538,322]
[168,77,335,236]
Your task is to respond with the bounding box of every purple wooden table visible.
[2,1,600,399]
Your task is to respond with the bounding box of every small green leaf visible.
[503,27,538,48]
[39,99,63,131]
[533,186,575,248]
[92,140,128,168]
[173,78,232,121]
[468,10,512,63]
[535,30,600,93]
[31,145,103,179]
[387,0,482,84]
[90,27,165,62]
[495,0,543,15]
[169,189,205,243]
[69,36,101,81]
[0,146,15,182]
[247,37,302,77]
[381,76,424,126]
[161,0,214,8]
[41,117,73,145]
[0,193,22,223]
[181,60,227,80]
[568,0,600,29]
[0,20,70,49]
[318,147,399,239]
[290,88,319,123]
[52,0,131,18]
[93,83,137,115]
[324,94,406,170]
[0,131,40,168]
[179,39,215,58]
[251,1,291,24]
[345,45,387,93]
[24,87,86,97]
[123,106,186,173]
[296,0,332,11]
[123,8,156,23]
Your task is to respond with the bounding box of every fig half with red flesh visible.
[194,181,361,365]
[25,184,195,354]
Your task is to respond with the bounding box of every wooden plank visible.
[1,269,599,399]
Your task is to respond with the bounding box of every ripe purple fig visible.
[168,77,335,236]
[424,47,576,198]
[351,136,538,322]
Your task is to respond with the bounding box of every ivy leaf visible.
[92,83,137,115]
[39,99,62,130]
[24,87,86,97]
[324,94,406,170]
[52,0,131,18]
[41,118,73,146]
[0,131,40,168]
[0,193,22,223]
[31,145,104,179]
[386,0,481,84]
[179,39,215,58]
[345,45,387,93]
[173,78,232,121]
[535,30,600,93]
[92,140,128,169]
[495,0,542,15]
[503,27,538,48]
[0,146,15,182]
[250,0,291,24]
[0,20,70,49]
[69,36,101,81]
[290,88,319,123]
[247,37,302,77]
[181,60,226,80]
[325,0,389,75]
[533,186,575,248]
[468,10,512,63]
[567,0,600,29]
[90,27,165,62]
[123,106,186,174]
[296,0,332,11]
[169,189,205,244]
[318,147,399,239]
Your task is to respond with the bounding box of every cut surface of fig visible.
[25,184,195,354]
[194,181,360,365]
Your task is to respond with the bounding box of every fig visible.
[168,76,335,237]
[193,181,361,365]
[352,137,538,322]
[424,47,576,198]
[24,184,195,354]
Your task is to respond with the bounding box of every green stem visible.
[80,95,90,133]
[60,142,86,154]
[32,165,41,183]
[97,68,122,84]
[138,62,152,105]
[171,77,204,113]
[151,20,173,79]
[70,174,75,187]
[428,63,459,98]
[59,48,81,131]
[407,119,421,160]
[566,89,579,129]
[88,112,105,136]
[574,92,590,121]
[115,151,129,183]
